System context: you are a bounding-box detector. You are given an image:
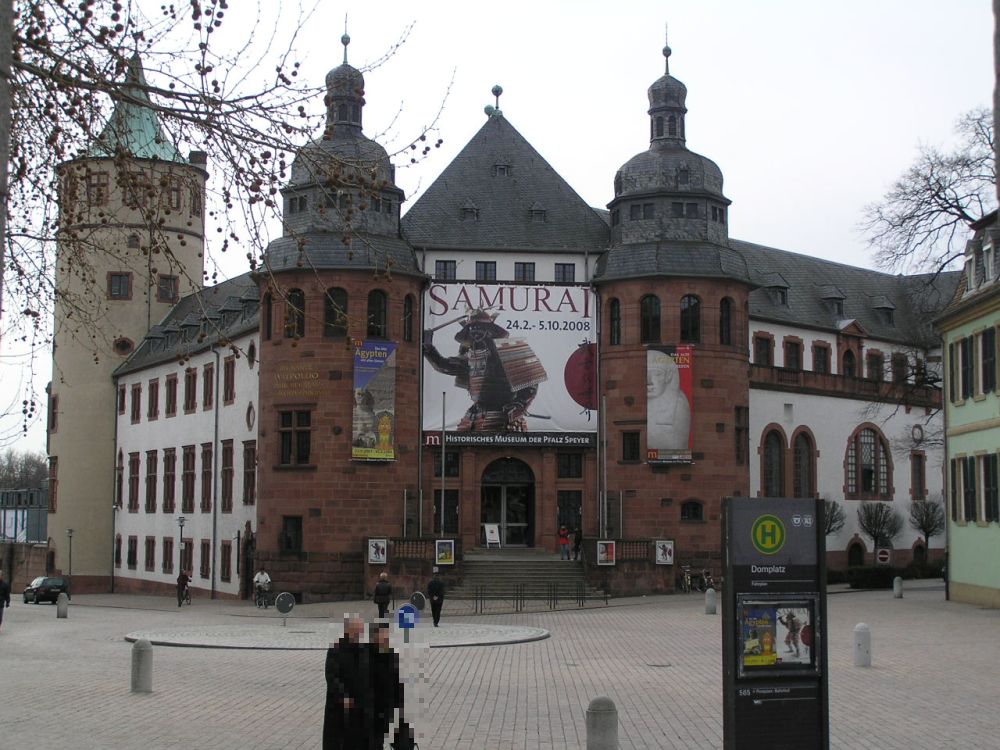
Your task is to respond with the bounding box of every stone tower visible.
[254,35,425,600]
[47,56,207,590]
[593,39,755,569]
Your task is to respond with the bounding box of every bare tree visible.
[908,500,946,551]
[863,108,996,274]
[0,447,47,488]
[856,501,903,550]
[824,499,846,537]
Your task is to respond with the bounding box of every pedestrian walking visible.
[0,571,10,631]
[373,572,392,619]
[572,526,583,561]
[176,570,190,607]
[558,525,570,560]
[368,621,403,749]
[428,568,445,627]
[323,614,369,750]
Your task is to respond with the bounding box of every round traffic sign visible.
[397,603,419,629]
[875,548,891,565]
[274,592,295,614]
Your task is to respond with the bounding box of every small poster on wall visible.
[435,539,455,565]
[368,538,388,565]
[655,540,675,565]
[597,540,616,565]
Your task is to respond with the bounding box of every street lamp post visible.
[177,516,186,576]
[66,528,74,577]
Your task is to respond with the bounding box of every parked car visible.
[23,576,71,604]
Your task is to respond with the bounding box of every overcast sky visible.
[3,0,994,451]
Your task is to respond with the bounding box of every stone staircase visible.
[450,550,606,602]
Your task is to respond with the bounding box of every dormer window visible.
[655,117,664,137]
[835,300,844,317]
[287,195,307,214]
[493,164,511,177]
[678,167,689,185]
[985,241,994,281]
[461,204,479,221]
[668,115,677,136]
[777,289,788,306]
[529,202,547,223]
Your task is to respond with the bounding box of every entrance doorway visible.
[481,459,535,546]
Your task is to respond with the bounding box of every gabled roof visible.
[401,113,609,252]
[86,55,185,163]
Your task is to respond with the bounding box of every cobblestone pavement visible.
[1,582,997,749]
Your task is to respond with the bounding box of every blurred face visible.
[345,616,364,641]
[374,626,390,648]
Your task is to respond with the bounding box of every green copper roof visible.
[86,55,185,163]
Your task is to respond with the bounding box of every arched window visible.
[719,297,733,346]
[367,290,388,339]
[324,287,348,338]
[842,350,857,378]
[284,289,305,339]
[609,298,621,345]
[263,293,272,341]
[640,295,660,343]
[680,295,701,343]
[762,430,785,497]
[680,500,703,522]
[847,542,865,567]
[793,432,814,498]
[656,117,664,137]
[668,115,677,137]
[403,295,415,342]
[846,426,892,500]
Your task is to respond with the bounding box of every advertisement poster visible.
[740,602,814,671]
[646,345,693,463]
[597,540,616,565]
[655,539,675,565]
[352,341,397,461]
[422,283,598,447]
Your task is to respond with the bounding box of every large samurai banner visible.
[646,345,693,463]
[353,341,397,461]
[422,283,598,448]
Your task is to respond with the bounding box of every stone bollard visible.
[704,587,717,615]
[853,623,871,667]
[893,576,903,599]
[131,639,153,694]
[586,696,618,750]
[56,592,69,618]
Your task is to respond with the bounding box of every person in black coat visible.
[372,572,392,619]
[428,568,445,627]
[368,621,404,749]
[0,571,10,630]
[323,614,369,750]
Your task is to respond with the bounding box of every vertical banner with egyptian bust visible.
[353,341,397,461]
[646,345,694,463]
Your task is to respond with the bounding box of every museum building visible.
[50,38,956,600]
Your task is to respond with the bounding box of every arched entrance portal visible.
[481,459,535,547]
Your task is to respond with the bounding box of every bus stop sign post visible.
[397,603,418,644]
[722,497,829,750]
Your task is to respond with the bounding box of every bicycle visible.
[254,584,270,609]
[181,583,192,605]
[679,565,693,593]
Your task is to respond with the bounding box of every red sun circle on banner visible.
[564,342,598,411]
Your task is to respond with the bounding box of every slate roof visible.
[594,240,754,284]
[734,239,961,346]
[114,274,259,376]
[401,113,609,252]
[263,232,423,279]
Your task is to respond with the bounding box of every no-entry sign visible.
[875,548,891,565]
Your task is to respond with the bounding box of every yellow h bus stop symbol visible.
[751,514,786,555]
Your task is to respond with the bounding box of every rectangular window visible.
[181,445,196,513]
[162,537,174,574]
[115,536,122,567]
[433,490,459,535]
[950,458,959,522]
[557,452,584,478]
[200,443,213,512]
[144,536,156,572]
[203,363,214,409]
[108,272,132,300]
[48,457,58,512]
[475,261,496,282]
[279,410,312,465]
[49,395,58,433]
[948,342,957,403]
[184,369,197,413]
[622,431,640,462]
[130,384,142,424]
[181,538,193,575]
[87,171,109,205]
[432,450,460,478]
[200,539,211,579]
[784,341,802,371]
[982,328,996,393]
[127,536,138,570]
[223,357,236,404]
[754,336,772,367]
[118,384,127,415]
[146,379,159,420]
[963,455,977,522]
[221,440,234,513]
[910,452,926,500]
[813,345,830,374]
[220,541,232,583]
[735,406,749,465]
[685,202,698,218]
[611,209,620,226]
[165,375,178,417]
[960,336,973,400]
[671,202,684,218]
[163,448,176,513]
[280,516,304,554]
[892,353,909,385]
[554,263,576,283]
[434,260,456,281]
[984,454,999,523]
[128,452,140,512]
[242,441,257,504]
[145,450,157,513]
[642,203,654,219]
[629,204,642,220]
[514,262,535,282]
[157,275,179,303]
[866,353,884,382]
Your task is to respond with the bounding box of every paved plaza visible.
[0,581,997,749]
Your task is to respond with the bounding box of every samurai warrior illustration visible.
[778,610,802,657]
[423,309,547,432]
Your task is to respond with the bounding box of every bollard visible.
[586,696,618,750]
[56,592,69,619]
[853,623,871,667]
[131,638,153,694]
[893,576,903,599]
[704,587,717,615]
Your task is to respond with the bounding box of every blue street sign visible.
[397,603,418,629]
